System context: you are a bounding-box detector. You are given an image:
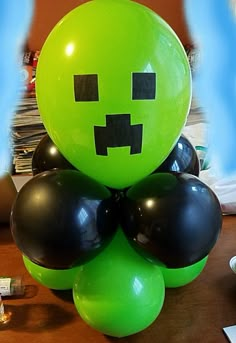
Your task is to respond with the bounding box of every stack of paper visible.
[12,97,46,174]
[186,96,206,126]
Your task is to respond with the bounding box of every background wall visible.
[28,0,191,51]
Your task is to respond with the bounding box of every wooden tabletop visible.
[1,216,236,343]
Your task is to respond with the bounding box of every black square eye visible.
[132,72,156,100]
[74,74,99,101]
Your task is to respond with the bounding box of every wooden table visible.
[1,216,236,343]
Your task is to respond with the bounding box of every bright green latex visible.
[73,228,165,337]
[23,255,81,290]
[160,256,208,288]
[36,0,191,189]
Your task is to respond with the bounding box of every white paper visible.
[223,325,236,343]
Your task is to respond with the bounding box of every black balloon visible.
[32,134,76,175]
[108,187,125,203]
[120,172,222,268]
[11,170,118,269]
[154,134,200,176]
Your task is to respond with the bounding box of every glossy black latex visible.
[32,134,76,175]
[120,172,222,268]
[154,134,200,176]
[11,169,118,269]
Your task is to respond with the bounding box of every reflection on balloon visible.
[11,169,118,269]
[23,255,81,290]
[159,256,208,288]
[36,0,191,189]
[32,134,76,175]
[73,229,165,337]
[154,134,200,176]
[121,172,222,268]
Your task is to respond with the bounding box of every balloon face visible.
[73,229,165,338]
[154,134,200,176]
[32,134,76,175]
[23,255,81,290]
[36,0,191,189]
[11,170,118,269]
[159,256,208,288]
[121,172,222,268]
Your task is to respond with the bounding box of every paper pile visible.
[12,97,46,174]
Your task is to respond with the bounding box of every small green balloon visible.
[23,255,81,290]
[73,229,165,337]
[160,256,208,288]
[36,0,191,189]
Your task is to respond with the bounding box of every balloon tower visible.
[11,0,222,338]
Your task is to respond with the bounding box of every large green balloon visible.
[23,255,81,290]
[73,229,165,337]
[36,0,191,189]
[160,256,208,288]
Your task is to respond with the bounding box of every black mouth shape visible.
[94,114,143,156]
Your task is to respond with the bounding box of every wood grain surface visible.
[0,216,235,343]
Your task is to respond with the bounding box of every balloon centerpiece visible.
[10,0,222,338]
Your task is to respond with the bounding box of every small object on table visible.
[0,276,24,297]
[0,294,11,324]
[229,256,236,273]
[223,325,236,343]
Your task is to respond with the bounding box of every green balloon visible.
[73,229,165,337]
[23,255,81,290]
[160,256,208,288]
[36,0,191,189]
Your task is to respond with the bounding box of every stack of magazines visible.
[12,96,46,174]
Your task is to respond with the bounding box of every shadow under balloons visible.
[1,303,76,332]
[50,289,74,303]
